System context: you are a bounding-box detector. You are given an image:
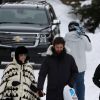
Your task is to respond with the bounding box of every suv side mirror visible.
[52,19,60,25]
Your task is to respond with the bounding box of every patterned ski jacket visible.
[0,58,39,100]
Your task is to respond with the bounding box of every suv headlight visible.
[39,34,47,44]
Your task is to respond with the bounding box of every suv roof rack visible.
[20,0,50,6]
[1,0,49,5]
[20,0,51,9]
[36,1,51,9]
[37,0,48,4]
[20,0,47,4]
[1,0,51,9]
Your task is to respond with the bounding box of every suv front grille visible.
[1,41,36,46]
[0,33,39,47]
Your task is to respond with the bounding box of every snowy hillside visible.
[0,0,100,100]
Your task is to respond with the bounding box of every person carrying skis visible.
[65,21,92,100]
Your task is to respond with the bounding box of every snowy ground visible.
[0,0,100,100]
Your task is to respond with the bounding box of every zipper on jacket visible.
[19,65,23,100]
[23,64,26,82]
[20,65,22,83]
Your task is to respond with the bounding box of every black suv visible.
[0,1,60,69]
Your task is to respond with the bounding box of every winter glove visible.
[30,83,38,93]
[68,83,74,88]
[68,79,75,88]
[37,90,45,97]
[12,81,20,86]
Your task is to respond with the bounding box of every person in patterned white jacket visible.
[0,46,40,100]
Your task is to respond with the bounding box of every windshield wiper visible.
[0,22,35,24]
[19,22,35,24]
[0,22,16,24]
[19,22,46,26]
[41,25,51,31]
[19,22,48,26]
[0,22,37,24]
[0,22,47,26]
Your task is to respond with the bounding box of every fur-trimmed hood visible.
[46,45,71,56]
[12,57,30,67]
[46,45,53,56]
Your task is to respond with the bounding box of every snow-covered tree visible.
[60,0,100,33]
[76,0,100,33]
[61,0,80,7]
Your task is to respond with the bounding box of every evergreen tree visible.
[61,0,80,7]
[60,0,100,33]
[77,0,100,33]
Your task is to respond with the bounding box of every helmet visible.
[68,21,79,32]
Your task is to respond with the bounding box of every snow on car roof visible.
[0,1,50,9]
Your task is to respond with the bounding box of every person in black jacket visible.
[93,64,100,99]
[93,64,100,88]
[37,37,78,100]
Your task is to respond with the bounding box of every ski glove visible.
[37,90,45,97]
[30,83,38,93]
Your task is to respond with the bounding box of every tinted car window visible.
[0,8,49,25]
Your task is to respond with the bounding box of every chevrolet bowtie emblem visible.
[13,36,23,42]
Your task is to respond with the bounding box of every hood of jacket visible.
[66,31,83,42]
[12,57,29,67]
[46,45,71,56]
[15,46,29,65]
[46,45,66,56]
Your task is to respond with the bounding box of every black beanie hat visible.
[15,46,29,64]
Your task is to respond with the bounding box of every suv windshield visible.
[0,8,49,25]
